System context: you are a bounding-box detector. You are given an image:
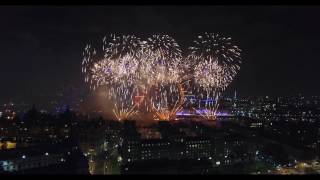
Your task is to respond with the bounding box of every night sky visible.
[1,6,320,104]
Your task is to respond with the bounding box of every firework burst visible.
[82,35,144,120]
[103,34,143,59]
[141,34,182,85]
[82,33,242,122]
[193,101,220,121]
[186,32,242,118]
[188,32,241,90]
[150,82,187,121]
[189,32,241,72]
[113,104,139,121]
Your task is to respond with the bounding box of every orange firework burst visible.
[152,81,187,121]
[153,101,183,121]
[112,104,138,121]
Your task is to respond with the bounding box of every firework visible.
[103,34,142,59]
[82,35,144,120]
[141,35,186,120]
[186,33,242,118]
[188,32,241,90]
[82,33,242,122]
[150,82,187,121]
[139,34,182,85]
[193,102,219,121]
[188,33,241,71]
[113,104,139,121]
[82,44,97,90]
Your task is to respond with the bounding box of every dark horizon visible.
[1,6,320,104]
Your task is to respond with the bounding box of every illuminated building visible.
[76,119,106,174]
[118,120,260,172]
[1,103,17,120]
[0,142,88,174]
